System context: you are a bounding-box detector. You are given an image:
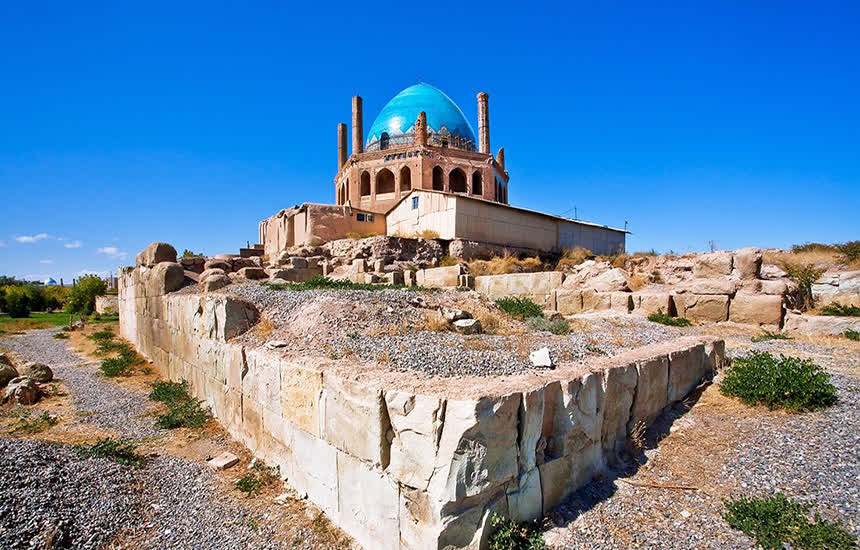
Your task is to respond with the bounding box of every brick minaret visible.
[414,111,428,146]
[352,96,363,155]
[477,92,490,154]
[337,123,347,169]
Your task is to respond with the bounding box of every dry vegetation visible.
[467,254,546,276]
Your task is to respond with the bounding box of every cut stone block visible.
[729,293,784,326]
[628,355,669,431]
[385,390,445,489]
[336,452,399,550]
[323,374,390,467]
[208,451,239,471]
[667,343,706,403]
[674,293,729,322]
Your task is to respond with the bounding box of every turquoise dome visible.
[367,83,476,150]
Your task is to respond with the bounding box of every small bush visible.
[416,229,440,239]
[344,231,378,240]
[555,247,592,270]
[750,329,792,343]
[724,493,856,550]
[720,352,837,411]
[469,255,545,276]
[235,461,280,496]
[487,513,545,550]
[88,328,115,342]
[76,437,145,467]
[844,329,859,341]
[782,263,825,311]
[9,408,58,435]
[526,316,569,335]
[495,297,544,320]
[149,380,210,429]
[820,303,860,317]
[438,255,459,267]
[3,286,30,318]
[100,356,133,377]
[647,310,692,327]
[182,249,202,257]
[791,242,837,254]
[835,240,860,263]
[53,332,69,340]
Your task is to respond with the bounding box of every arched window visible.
[399,166,411,192]
[471,171,482,196]
[449,168,466,193]
[432,166,444,191]
[380,132,390,150]
[360,171,371,197]
[376,168,395,195]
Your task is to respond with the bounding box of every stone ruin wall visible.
[119,265,725,550]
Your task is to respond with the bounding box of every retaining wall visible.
[119,265,725,550]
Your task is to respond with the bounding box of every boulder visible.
[3,377,40,405]
[231,257,259,270]
[760,264,788,280]
[692,252,733,278]
[673,294,729,322]
[588,268,631,292]
[732,248,762,279]
[135,242,177,267]
[236,267,267,280]
[0,363,19,387]
[453,318,482,334]
[178,256,206,274]
[784,312,860,336]
[729,293,784,326]
[201,274,231,292]
[204,259,232,272]
[631,292,673,316]
[146,262,185,295]
[199,268,226,282]
[19,362,53,383]
[680,278,738,295]
[0,354,11,367]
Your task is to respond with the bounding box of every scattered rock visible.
[544,310,564,321]
[3,376,41,405]
[207,452,239,471]
[19,362,53,383]
[201,274,231,292]
[442,307,472,322]
[204,259,232,272]
[265,340,289,349]
[0,362,18,387]
[236,267,267,280]
[452,318,482,334]
[589,268,631,292]
[529,347,554,369]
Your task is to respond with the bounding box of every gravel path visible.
[544,339,860,549]
[0,328,159,438]
[0,329,338,550]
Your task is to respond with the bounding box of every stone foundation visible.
[119,266,725,549]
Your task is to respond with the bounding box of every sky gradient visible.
[1,2,858,283]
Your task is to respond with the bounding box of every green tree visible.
[4,286,31,318]
[66,275,107,315]
[23,284,46,312]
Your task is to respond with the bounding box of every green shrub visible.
[235,461,280,496]
[724,493,856,550]
[487,514,545,550]
[66,275,107,316]
[53,332,69,340]
[526,316,569,335]
[720,352,837,411]
[820,303,860,317]
[3,286,30,318]
[845,330,859,341]
[647,310,692,327]
[149,380,210,429]
[495,297,544,320]
[76,437,144,467]
[100,356,133,377]
[782,263,825,311]
[182,249,202,258]
[9,408,58,435]
[750,329,792,343]
[23,284,46,312]
[835,240,860,263]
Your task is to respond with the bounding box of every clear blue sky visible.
[1,2,858,282]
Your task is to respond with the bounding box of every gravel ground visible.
[229,283,689,377]
[0,328,159,438]
[544,338,859,549]
[0,329,338,550]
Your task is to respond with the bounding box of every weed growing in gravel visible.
[149,381,210,429]
[647,310,692,327]
[264,275,428,292]
[585,344,607,355]
[751,329,793,343]
[8,407,58,435]
[52,332,69,339]
[76,437,145,467]
[845,330,859,341]
[720,352,837,411]
[100,356,133,377]
[495,297,543,320]
[235,461,280,496]
[820,303,860,317]
[88,328,115,343]
[526,316,569,335]
[487,513,545,550]
[724,493,856,549]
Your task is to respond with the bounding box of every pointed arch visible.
[399,166,411,192]
[432,166,444,191]
[376,168,395,195]
[360,171,371,198]
[471,171,482,196]
[449,168,467,193]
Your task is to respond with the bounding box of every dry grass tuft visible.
[254,317,274,339]
[473,310,501,334]
[628,274,649,291]
[344,232,378,240]
[467,254,545,276]
[420,311,451,333]
[416,229,440,239]
[555,247,592,270]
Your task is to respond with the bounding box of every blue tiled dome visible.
[367,83,476,150]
